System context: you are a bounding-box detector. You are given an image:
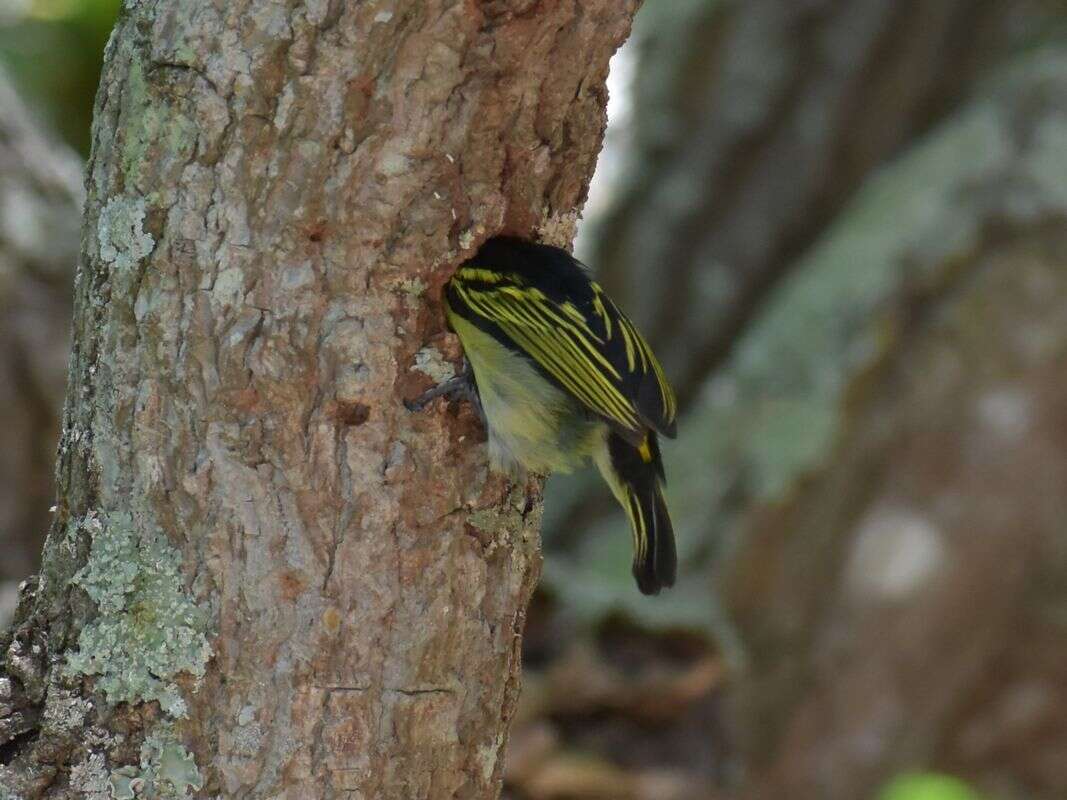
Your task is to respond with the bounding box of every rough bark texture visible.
[0,2,638,798]
[0,68,82,596]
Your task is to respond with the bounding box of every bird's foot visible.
[405,363,484,422]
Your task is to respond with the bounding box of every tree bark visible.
[0,2,638,798]
[0,68,82,601]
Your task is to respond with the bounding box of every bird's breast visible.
[447,313,602,476]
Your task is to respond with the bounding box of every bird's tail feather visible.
[600,432,677,595]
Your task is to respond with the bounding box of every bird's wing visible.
[448,269,676,442]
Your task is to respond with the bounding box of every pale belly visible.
[449,315,604,476]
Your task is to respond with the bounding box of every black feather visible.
[608,432,677,595]
[447,237,677,441]
[444,236,679,595]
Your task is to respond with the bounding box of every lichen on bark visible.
[96,197,155,273]
[107,724,202,800]
[62,511,211,718]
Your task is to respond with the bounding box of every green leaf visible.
[879,772,983,800]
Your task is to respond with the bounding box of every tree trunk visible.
[724,52,1067,797]
[0,68,82,605]
[0,2,638,798]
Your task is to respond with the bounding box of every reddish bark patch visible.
[222,386,264,415]
[331,401,371,427]
[305,220,328,243]
[277,569,308,602]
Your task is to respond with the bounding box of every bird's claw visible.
[405,363,483,422]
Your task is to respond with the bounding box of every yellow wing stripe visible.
[457,286,634,426]
[625,488,648,564]
[505,287,619,379]
[456,267,505,284]
[649,349,675,420]
[591,287,613,339]
[452,274,676,432]
[617,312,638,372]
[614,302,649,372]
[561,301,597,336]
[506,323,635,427]
[455,283,642,430]
[505,319,637,427]
[486,301,607,408]
[610,296,676,422]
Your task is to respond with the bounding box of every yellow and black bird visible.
[411,236,678,595]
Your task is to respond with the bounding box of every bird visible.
[409,236,678,595]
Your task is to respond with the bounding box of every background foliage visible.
[0,0,119,154]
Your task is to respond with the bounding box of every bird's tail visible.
[596,431,677,595]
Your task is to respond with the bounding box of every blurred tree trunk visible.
[528,2,1067,800]
[725,56,1067,798]
[552,0,1056,548]
[591,0,1050,406]
[0,68,81,604]
[0,2,637,798]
